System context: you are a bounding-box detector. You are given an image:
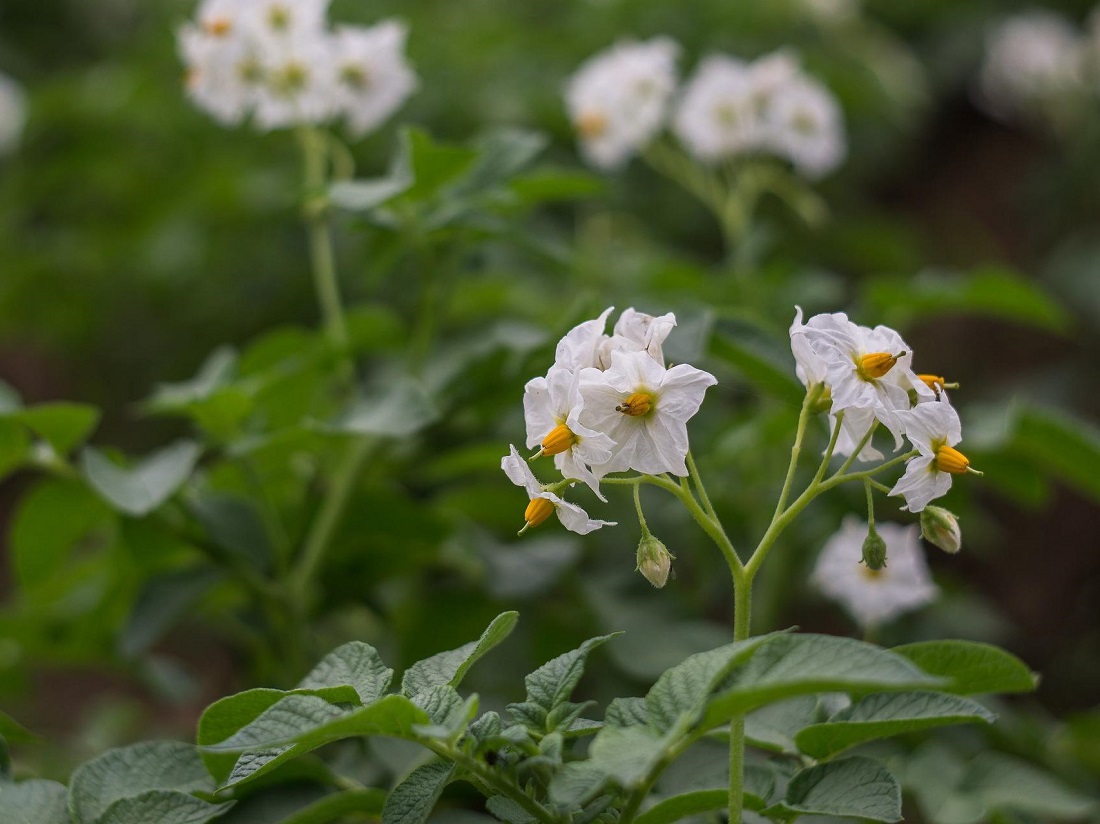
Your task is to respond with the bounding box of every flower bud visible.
[809,384,833,415]
[920,506,961,554]
[861,525,887,571]
[636,534,674,588]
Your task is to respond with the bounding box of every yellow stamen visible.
[204,17,232,37]
[860,566,885,580]
[576,110,608,139]
[858,351,905,381]
[521,497,555,532]
[540,423,576,457]
[918,374,960,400]
[616,392,654,417]
[934,445,971,475]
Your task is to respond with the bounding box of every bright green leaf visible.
[381,761,455,824]
[794,691,995,759]
[0,711,36,745]
[0,420,30,480]
[0,780,69,824]
[10,403,100,455]
[401,611,518,697]
[81,440,201,516]
[892,640,1037,695]
[767,756,902,822]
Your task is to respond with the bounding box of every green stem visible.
[774,384,822,518]
[687,451,719,523]
[633,482,650,534]
[864,479,875,528]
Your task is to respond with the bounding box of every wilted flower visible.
[812,516,939,629]
[0,71,27,155]
[920,505,962,554]
[579,349,716,477]
[502,446,615,535]
[890,398,979,512]
[565,38,680,170]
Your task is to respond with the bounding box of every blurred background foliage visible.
[1,0,1098,818]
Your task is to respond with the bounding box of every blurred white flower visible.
[764,76,845,178]
[979,11,1084,121]
[252,33,337,131]
[329,22,417,136]
[179,22,263,126]
[523,367,615,499]
[890,398,976,513]
[0,72,27,155]
[243,0,330,44]
[502,446,616,535]
[673,55,758,163]
[579,349,716,477]
[565,38,680,169]
[812,515,939,629]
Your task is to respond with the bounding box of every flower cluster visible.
[812,516,939,629]
[565,41,846,178]
[0,70,26,156]
[503,308,716,534]
[790,308,977,512]
[178,0,416,133]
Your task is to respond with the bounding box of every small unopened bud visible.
[861,525,887,571]
[920,506,961,554]
[636,534,674,589]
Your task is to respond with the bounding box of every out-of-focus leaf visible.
[401,611,519,697]
[0,711,37,744]
[93,791,234,824]
[1011,405,1100,503]
[9,403,100,454]
[509,169,604,205]
[189,493,274,574]
[324,379,438,439]
[0,380,22,413]
[118,568,223,659]
[0,420,31,481]
[0,779,69,824]
[80,440,201,516]
[710,322,803,407]
[145,347,238,410]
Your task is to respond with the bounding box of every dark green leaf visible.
[81,440,201,516]
[710,326,803,407]
[1012,405,1100,503]
[795,691,995,759]
[0,711,37,744]
[277,789,387,824]
[744,696,822,754]
[0,420,30,480]
[401,611,518,697]
[604,698,648,728]
[767,756,902,822]
[119,568,223,659]
[381,761,455,824]
[957,752,1098,821]
[892,640,1037,695]
[93,790,234,824]
[189,493,274,574]
[325,379,438,439]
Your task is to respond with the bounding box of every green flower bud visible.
[810,383,833,415]
[920,506,961,554]
[636,534,674,589]
[861,525,888,571]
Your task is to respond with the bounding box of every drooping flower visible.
[329,22,417,136]
[0,71,27,155]
[920,505,962,554]
[812,516,939,629]
[565,38,680,170]
[523,367,614,499]
[501,446,616,535]
[579,349,717,477]
[890,398,978,512]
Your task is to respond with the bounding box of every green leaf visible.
[1012,405,1100,503]
[277,789,387,824]
[485,796,535,824]
[10,403,100,454]
[69,741,214,824]
[645,636,776,733]
[297,642,393,704]
[93,791,234,824]
[381,761,455,824]
[9,478,114,589]
[957,752,1098,821]
[507,634,617,732]
[767,756,902,822]
[604,698,648,728]
[0,380,22,413]
[401,128,480,203]
[508,170,604,206]
[119,568,223,659]
[864,266,1071,334]
[81,440,202,516]
[0,419,30,480]
[549,725,670,808]
[145,348,238,409]
[0,711,37,744]
[189,493,274,574]
[198,689,290,784]
[744,696,822,754]
[892,640,1037,695]
[325,379,438,439]
[0,779,69,824]
[329,167,413,212]
[411,685,476,737]
[702,634,944,730]
[710,325,803,407]
[634,790,729,824]
[401,611,518,697]
[794,691,995,759]
[448,129,547,197]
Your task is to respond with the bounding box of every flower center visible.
[857,351,904,381]
[576,110,608,139]
[616,392,654,417]
[268,4,291,31]
[792,109,817,135]
[204,17,233,37]
[523,497,555,529]
[934,445,970,475]
[340,65,371,90]
[273,62,309,96]
[540,423,576,456]
[714,102,739,127]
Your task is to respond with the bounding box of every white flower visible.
[979,12,1084,120]
[523,367,615,499]
[243,0,331,44]
[579,349,716,477]
[252,32,337,131]
[329,22,417,136]
[179,23,264,125]
[565,38,679,170]
[673,55,758,163]
[597,307,677,368]
[890,398,975,513]
[554,307,615,371]
[501,446,615,535]
[0,72,27,155]
[763,75,845,178]
[797,311,930,449]
[812,516,939,629]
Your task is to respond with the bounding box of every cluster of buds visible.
[178,0,416,133]
[502,308,716,536]
[790,309,980,513]
[565,40,845,178]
